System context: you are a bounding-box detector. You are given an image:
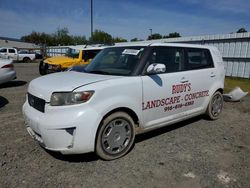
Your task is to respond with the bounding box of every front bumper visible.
[22,101,102,154]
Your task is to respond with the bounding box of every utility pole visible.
[149,29,152,39]
[91,0,93,39]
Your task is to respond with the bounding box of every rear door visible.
[183,48,216,110]
[8,48,18,60]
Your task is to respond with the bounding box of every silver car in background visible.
[0,58,16,84]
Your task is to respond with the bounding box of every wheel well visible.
[94,107,139,152]
[216,88,224,94]
[102,107,139,127]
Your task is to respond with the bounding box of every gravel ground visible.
[0,63,249,188]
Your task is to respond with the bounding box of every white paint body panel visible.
[23,43,225,154]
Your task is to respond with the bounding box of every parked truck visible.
[0,47,36,63]
[39,46,105,75]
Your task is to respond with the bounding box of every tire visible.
[206,91,223,120]
[39,61,48,75]
[96,112,135,160]
[23,57,31,63]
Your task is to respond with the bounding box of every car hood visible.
[28,71,118,102]
[44,56,76,65]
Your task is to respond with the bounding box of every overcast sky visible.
[0,0,249,40]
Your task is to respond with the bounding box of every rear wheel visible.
[206,91,223,120]
[96,112,135,160]
[23,57,31,63]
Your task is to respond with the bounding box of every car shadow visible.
[0,80,27,89]
[135,115,203,143]
[45,149,99,163]
[0,96,9,108]
[46,116,203,163]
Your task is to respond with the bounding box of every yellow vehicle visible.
[39,46,105,75]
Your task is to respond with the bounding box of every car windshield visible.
[65,48,80,58]
[84,47,145,76]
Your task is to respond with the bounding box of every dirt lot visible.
[0,63,249,188]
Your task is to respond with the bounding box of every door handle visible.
[210,72,216,77]
[180,77,189,83]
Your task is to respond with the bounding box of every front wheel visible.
[39,61,48,75]
[96,112,135,160]
[206,91,223,120]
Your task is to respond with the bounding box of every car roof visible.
[113,42,214,50]
[151,42,217,50]
[70,45,107,51]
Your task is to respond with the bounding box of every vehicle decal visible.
[142,82,209,111]
[122,49,140,56]
[172,83,191,94]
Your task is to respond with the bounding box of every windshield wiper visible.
[88,70,110,75]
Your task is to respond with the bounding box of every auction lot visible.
[0,63,249,188]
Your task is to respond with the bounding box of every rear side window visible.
[185,48,214,70]
[83,50,100,60]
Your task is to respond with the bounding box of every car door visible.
[8,48,18,60]
[141,46,193,128]
[0,48,8,59]
[182,47,216,111]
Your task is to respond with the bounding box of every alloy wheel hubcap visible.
[211,94,223,116]
[101,118,132,155]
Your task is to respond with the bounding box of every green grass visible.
[224,77,250,93]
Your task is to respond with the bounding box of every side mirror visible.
[146,63,166,74]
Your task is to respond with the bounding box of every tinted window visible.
[148,47,184,73]
[8,49,16,53]
[66,48,79,58]
[0,48,7,53]
[185,48,213,70]
[19,50,28,54]
[83,50,101,60]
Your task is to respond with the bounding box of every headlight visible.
[50,91,94,106]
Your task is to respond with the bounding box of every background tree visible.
[71,36,87,45]
[21,27,88,46]
[147,33,162,40]
[112,37,127,43]
[130,38,143,42]
[237,28,247,33]
[89,29,113,44]
[163,32,181,38]
[54,27,72,45]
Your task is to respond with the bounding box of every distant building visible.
[0,36,40,50]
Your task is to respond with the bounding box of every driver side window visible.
[148,47,184,73]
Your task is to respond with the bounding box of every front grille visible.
[28,93,45,113]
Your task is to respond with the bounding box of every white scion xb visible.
[23,43,225,160]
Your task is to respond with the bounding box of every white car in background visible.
[0,47,35,63]
[0,58,16,84]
